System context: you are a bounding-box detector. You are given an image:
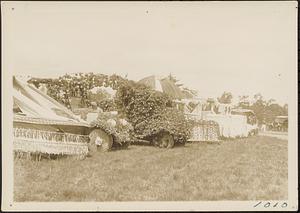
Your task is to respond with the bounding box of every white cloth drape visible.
[205,114,248,138]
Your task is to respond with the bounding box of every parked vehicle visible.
[115,81,191,148]
[73,107,132,152]
[273,116,288,132]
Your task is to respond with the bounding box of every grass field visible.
[14,135,288,201]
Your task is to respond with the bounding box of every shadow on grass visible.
[130,140,152,146]
[186,141,221,146]
[14,152,74,162]
[110,146,133,152]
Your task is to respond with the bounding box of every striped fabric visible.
[138,75,185,99]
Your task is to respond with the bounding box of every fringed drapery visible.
[13,128,89,155]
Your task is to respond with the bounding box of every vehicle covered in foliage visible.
[69,90,132,152]
[88,111,133,152]
[71,106,133,153]
[115,80,192,148]
[29,73,193,149]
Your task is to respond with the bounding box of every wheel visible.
[151,136,160,147]
[89,129,113,152]
[158,132,174,149]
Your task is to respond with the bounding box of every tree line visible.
[218,92,288,125]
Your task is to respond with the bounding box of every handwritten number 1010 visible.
[254,202,287,208]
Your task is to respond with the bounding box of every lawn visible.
[14,135,288,201]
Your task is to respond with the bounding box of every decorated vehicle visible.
[273,116,288,132]
[13,76,90,159]
[79,110,132,153]
[174,98,261,140]
[173,99,220,142]
[231,108,259,136]
[115,80,191,148]
[13,76,130,160]
[69,86,131,152]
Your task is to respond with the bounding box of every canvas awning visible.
[13,76,89,126]
[138,75,189,99]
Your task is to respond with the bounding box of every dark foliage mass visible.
[115,81,191,143]
[90,112,133,144]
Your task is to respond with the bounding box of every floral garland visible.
[90,112,133,144]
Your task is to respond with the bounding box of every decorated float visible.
[174,97,259,140]
[173,98,220,142]
[13,76,130,159]
[13,76,90,158]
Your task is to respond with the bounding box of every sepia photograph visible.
[1,1,298,211]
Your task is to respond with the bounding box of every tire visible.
[89,129,113,152]
[159,133,174,149]
[151,136,160,147]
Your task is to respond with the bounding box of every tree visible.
[263,103,287,123]
[218,92,233,104]
[238,95,250,107]
[254,93,263,102]
[283,104,288,114]
[248,94,288,125]
[266,98,276,106]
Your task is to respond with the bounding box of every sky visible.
[3,1,297,105]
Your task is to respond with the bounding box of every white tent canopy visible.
[13,76,88,124]
[138,75,187,99]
